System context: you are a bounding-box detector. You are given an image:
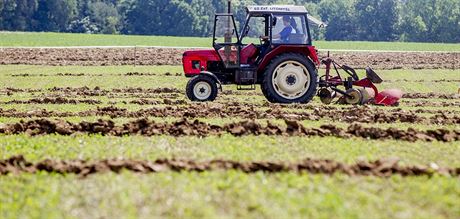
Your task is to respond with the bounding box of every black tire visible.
[186,75,218,102]
[261,53,318,103]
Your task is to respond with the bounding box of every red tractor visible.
[182,4,401,106]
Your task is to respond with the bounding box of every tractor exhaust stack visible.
[227,0,231,13]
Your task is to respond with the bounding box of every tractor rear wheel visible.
[261,53,317,103]
[186,75,218,102]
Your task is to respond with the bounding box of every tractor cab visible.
[183,5,321,103]
[212,6,312,69]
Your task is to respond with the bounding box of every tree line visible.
[0,0,459,43]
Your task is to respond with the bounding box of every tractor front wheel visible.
[186,75,218,102]
[261,53,317,103]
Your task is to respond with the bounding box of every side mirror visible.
[272,17,277,26]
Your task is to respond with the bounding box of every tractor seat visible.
[240,43,258,64]
[289,34,306,44]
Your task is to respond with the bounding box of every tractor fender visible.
[257,45,317,73]
[200,71,222,91]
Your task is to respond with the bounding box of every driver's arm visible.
[277,27,290,40]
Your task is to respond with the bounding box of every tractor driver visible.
[273,15,296,43]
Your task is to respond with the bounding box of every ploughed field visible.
[1,47,460,70]
[1,56,460,217]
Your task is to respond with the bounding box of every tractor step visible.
[235,68,256,90]
[237,84,256,90]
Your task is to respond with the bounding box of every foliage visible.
[67,16,99,33]
[0,0,459,42]
[0,0,38,30]
[124,0,215,37]
[354,0,399,41]
[318,0,357,41]
[399,0,460,43]
[32,0,78,32]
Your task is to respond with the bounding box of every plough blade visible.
[375,89,403,106]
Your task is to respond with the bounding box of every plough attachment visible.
[318,57,402,106]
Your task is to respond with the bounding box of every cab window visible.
[241,16,267,45]
[272,15,308,44]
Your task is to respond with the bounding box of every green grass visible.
[0,65,459,129]
[1,64,460,218]
[1,172,459,219]
[2,31,460,51]
[1,134,459,166]
[0,115,458,132]
[369,69,460,94]
[1,65,459,93]
[0,65,187,89]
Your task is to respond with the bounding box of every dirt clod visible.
[1,155,458,178]
[0,119,458,142]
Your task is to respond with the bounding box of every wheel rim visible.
[271,61,311,100]
[318,88,333,104]
[345,89,362,105]
[193,81,212,100]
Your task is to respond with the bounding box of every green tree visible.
[67,16,99,33]
[319,0,357,41]
[188,0,215,36]
[0,0,459,43]
[354,0,399,41]
[124,0,215,36]
[0,0,16,29]
[32,0,77,31]
[87,1,120,34]
[0,0,38,30]
[400,0,460,43]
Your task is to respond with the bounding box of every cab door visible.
[213,14,241,69]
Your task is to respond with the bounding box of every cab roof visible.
[246,5,308,14]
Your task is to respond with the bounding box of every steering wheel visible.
[259,35,269,44]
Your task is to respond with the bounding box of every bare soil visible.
[1,155,458,177]
[402,93,460,99]
[406,101,460,108]
[0,118,458,142]
[2,86,458,100]
[0,48,181,66]
[2,97,102,105]
[9,72,181,77]
[1,104,458,125]
[1,48,459,69]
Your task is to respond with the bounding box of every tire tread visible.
[261,53,318,103]
[185,75,218,102]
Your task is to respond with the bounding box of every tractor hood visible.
[183,49,220,62]
[182,49,220,76]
